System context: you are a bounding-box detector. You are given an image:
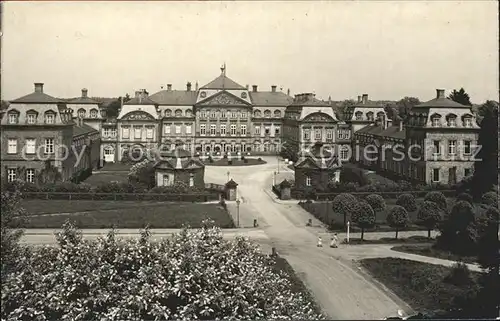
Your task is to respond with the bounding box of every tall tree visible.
[338,99,356,121]
[395,97,420,124]
[448,88,472,106]
[471,100,498,199]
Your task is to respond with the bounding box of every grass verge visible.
[359,257,481,313]
[391,245,477,264]
[344,235,433,245]
[15,203,235,229]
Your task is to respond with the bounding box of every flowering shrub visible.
[1,220,323,320]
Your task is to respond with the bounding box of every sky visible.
[1,1,498,103]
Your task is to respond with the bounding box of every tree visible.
[383,103,398,120]
[424,191,447,212]
[396,193,418,212]
[331,193,357,228]
[337,99,356,120]
[365,194,386,213]
[436,201,477,255]
[395,97,420,123]
[128,159,156,189]
[1,221,324,320]
[471,101,498,199]
[351,201,376,240]
[456,192,473,205]
[448,88,472,106]
[480,191,498,208]
[386,206,410,239]
[416,201,443,238]
[1,190,26,281]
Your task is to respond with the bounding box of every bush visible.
[417,201,443,238]
[331,193,357,227]
[228,160,233,165]
[339,167,369,186]
[424,191,447,211]
[386,205,410,239]
[456,192,473,205]
[396,193,418,212]
[258,157,262,161]
[443,262,473,286]
[1,221,323,320]
[365,194,386,212]
[481,191,498,207]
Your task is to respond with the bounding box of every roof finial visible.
[221,62,226,75]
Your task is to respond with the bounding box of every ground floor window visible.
[306,176,312,186]
[464,168,472,177]
[432,168,440,182]
[189,173,194,187]
[7,169,16,182]
[26,168,35,183]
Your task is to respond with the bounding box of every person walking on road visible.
[317,236,323,247]
[330,233,338,248]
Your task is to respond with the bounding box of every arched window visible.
[165,109,172,117]
[175,109,183,117]
[264,110,271,117]
[90,109,98,118]
[366,112,374,121]
[355,111,363,120]
[77,109,86,118]
[185,110,192,117]
[274,110,281,118]
[254,110,262,118]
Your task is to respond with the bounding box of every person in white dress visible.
[317,236,323,247]
[330,233,338,248]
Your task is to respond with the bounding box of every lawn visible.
[391,245,477,264]
[99,162,133,172]
[272,256,323,317]
[345,235,433,245]
[21,200,172,215]
[300,198,455,232]
[15,202,234,229]
[84,172,129,185]
[360,257,481,314]
[205,158,267,166]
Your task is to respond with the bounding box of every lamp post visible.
[227,171,230,182]
[346,221,350,244]
[236,198,241,228]
[273,171,276,186]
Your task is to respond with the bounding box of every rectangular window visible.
[327,129,333,139]
[186,125,192,134]
[465,168,472,177]
[221,110,226,118]
[27,114,36,124]
[103,128,110,137]
[275,126,281,135]
[26,169,35,183]
[448,140,456,155]
[25,139,36,154]
[122,127,130,139]
[134,128,142,139]
[306,176,312,186]
[264,127,270,135]
[164,124,171,134]
[210,124,216,135]
[111,128,117,137]
[432,118,440,127]
[432,168,440,182]
[7,169,16,182]
[189,173,194,187]
[146,128,153,139]
[464,118,472,127]
[241,125,247,136]
[230,124,236,136]
[7,139,17,154]
[200,111,206,118]
[463,140,471,155]
[45,114,55,124]
[315,129,322,140]
[433,140,440,155]
[44,138,54,154]
[231,111,237,118]
[241,112,247,118]
[162,174,170,186]
[220,124,226,135]
[8,114,18,124]
[200,124,206,135]
[210,111,216,118]
[175,125,181,134]
[340,147,349,160]
[303,129,310,140]
[255,126,260,135]
[448,118,456,127]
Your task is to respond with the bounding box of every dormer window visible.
[446,115,457,127]
[254,110,261,118]
[463,116,473,127]
[77,109,86,118]
[366,112,374,121]
[185,110,192,117]
[241,92,247,99]
[8,113,18,124]
[45,112,55,124]
[274,110,281,118]
[264,110,271,117]
[90,109,98,118]
[200,91,207,98]
[165,109,172,117]
[431,114,441,127]
[175,109,182,117]
[26,113,37,124]
[355,111,362,120]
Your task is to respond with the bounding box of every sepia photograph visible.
[1,1,498,320]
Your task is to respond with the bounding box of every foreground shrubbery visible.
[1,221,323,320]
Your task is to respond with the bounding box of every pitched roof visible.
[124,96,157,105]
[73,123,98,137]
[378,125,406,140]
[289,93,331,107]
[414,97,470,109]
[154,148,204,170]
[201,73,246,90]
[10,92,62,104]
[250,91,294,106]
[68,96,100,104]
[149,90,198,105]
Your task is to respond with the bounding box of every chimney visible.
[362,94,368,104]
[186,82,192,91]
[287,88,290,96]
[141,89,148,98]
[357,95,362,103]
[81,88,88,98]
[246,84,249,90]
[271,85,277,92]
[436,89,445,99]
[34,83,44,93]
[195,81,199,91]
[167,84,172,91]
[252,85,258,92]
